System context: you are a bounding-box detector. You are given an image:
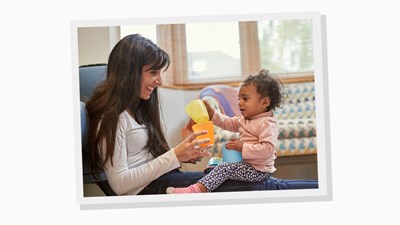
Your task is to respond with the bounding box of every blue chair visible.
[79,64,116,196]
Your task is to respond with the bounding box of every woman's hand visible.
[183,157,203,164]
[202,99,215,120]
[174,130,212,163]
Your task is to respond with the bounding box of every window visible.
[185,22,241,83]
[258,19,313,76]
[119,18,314,87]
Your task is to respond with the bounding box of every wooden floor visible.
[273,154,318,180]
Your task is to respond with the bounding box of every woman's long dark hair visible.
[85,34,170,178]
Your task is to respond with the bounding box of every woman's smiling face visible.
[140,64,163,100]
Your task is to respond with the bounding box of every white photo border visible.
[71,11,332,210]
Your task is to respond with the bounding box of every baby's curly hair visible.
[242,69,287,111]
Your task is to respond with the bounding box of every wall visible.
[78,27,118,197]
[77,27,119,66]
[159,88,200,146]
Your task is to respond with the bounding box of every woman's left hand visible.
[174,130,212,163]
[183,157,203,164]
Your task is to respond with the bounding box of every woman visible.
[86,34,318,195]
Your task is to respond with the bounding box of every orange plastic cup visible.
[191,121,215,147]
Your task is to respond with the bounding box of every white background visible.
[1,0,399,224]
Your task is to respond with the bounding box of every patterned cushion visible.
[185,82,317,157]
[276,137,317,156]
[278,118,316,139]
[274,82,316,120]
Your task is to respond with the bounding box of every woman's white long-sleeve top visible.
[102,111,181,195]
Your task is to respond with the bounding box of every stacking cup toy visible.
[185,99,209,123]
[186,99,214,147]
[222,143,243,162]
[191,121,214,147]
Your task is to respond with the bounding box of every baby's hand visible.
[226,138,243,152]
[202,99,215,119]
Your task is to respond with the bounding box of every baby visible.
[167,69,286,194]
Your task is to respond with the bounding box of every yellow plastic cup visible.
[191,121,215,147]
[185,99,209,124]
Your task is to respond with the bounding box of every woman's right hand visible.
[174,130,212,163]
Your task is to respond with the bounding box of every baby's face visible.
[237,84,269,119]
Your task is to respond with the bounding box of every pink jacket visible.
[212,111,278,173]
